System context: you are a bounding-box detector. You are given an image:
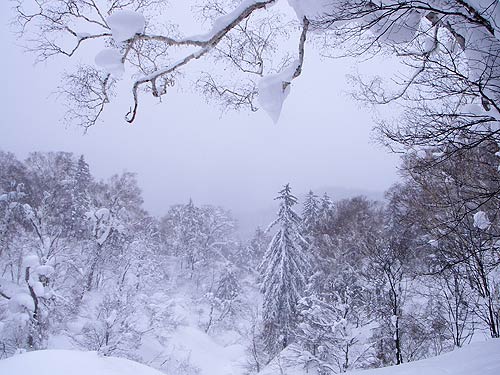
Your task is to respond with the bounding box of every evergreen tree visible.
[259,184,310,356]
[179,199,202,271]
[318,193,333,228]
[302,190,320,237]
[216,265,241,302]
[71,155,92,238]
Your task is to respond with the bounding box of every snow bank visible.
[0,350,165,375]
[260,339,500,375]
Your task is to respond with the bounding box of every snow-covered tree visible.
[12,0,497,136]
[302,190,320,237]
[259,184,310,356]
[204,263,242,332]
[71,155,92,238]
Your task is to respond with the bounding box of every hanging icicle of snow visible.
[258,60,299,123]
[95,49,125,77]
[106,10,145,43]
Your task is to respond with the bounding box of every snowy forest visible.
[2,0,500,375]
[1,148,499,373]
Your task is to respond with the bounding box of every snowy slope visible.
[356,340,500,375]
[139,325,247,375]
[2,339,499,375]
[0,350,164,375]
[261,339,500,375]
[167,326,246,375]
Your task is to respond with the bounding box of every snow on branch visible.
[125,0,277,123]
[14,0,282,126]
[258,16,309,123]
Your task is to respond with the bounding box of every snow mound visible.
[261,339,500,375]
[0,350,164,375]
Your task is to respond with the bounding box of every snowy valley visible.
[3,0,500,374]
[1,152,499,375]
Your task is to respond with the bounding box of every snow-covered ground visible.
[2,339,499,375]
[0,350,164,375]
[260,339,500,375]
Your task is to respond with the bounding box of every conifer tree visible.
[71,155,92,237]
[302,190,320,237]
[180,199,202,271]
[318,193,333,223]
[260,184,310,356]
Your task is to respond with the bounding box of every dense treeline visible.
[0,151,244,373]
[0,149,499,374]
[258,141,500,373]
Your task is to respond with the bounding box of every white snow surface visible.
[0,349,164,375]
[258,60,299,123]
[106,10,145,43]
[165,325,246,375]
[261,339,500,375]
[95,48,124,77]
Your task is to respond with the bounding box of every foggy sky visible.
[0,1,400,217]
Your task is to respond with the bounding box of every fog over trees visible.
[2,0,500,374]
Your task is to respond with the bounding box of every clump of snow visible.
[32,282,45,297]
[36,265,54,277]
[473,211,490,230]
[23,255,39,268]
[95,49,124,77]
[76,32,91,40]
[0,191,22,202]
[9,293,35,312]
[258,60,299,123]
[0,349,165,375]
[428,239,439,248]
[94,207,111,220]
[107,10,145,43]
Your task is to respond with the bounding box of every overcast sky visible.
[0,1,400,217]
